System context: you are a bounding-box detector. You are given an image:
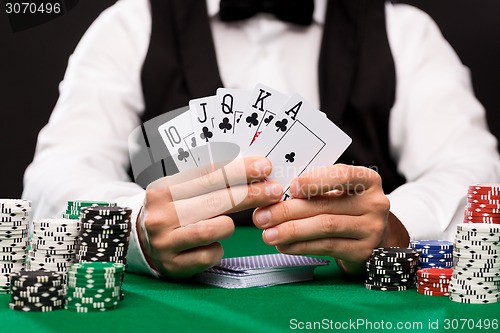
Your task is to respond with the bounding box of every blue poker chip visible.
[418,262,454,268]
[414,248,453,255]
[419,257,453,263]
[411,240,454,250]
[419,253,453,259]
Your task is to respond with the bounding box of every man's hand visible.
[137,157,283,279]
[253,164,409,276]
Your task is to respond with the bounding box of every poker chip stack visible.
[63,200,117,220]
[365,247,419,291]
[410,240,454,269]
[464,184,500,224]
[448,184,500,304]
[77,206,132,265]
[65,262,124,312]
[9,270,64,312]
[28,218,79,275]
[449,223,500,304]
[416,268,452,296]
[0,199,31,294]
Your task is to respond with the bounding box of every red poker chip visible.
[466,201,500,209]
[465,209,500,215]
[417,276,452,282]
[469,185,500,193]
[417,289,450,296]
[418,281,449,287]
[467,195,500,202]
[468,193,500,199]
[468,191,500,196]
[463,217,500,224]
[468,186,500,192]
[469,184,500,191]
[418,282,449,289]
[468,200,500,206]
[464,211,500,218]
[468,188,500,194]
[417,268,453,279]
[463,213,500,220]
[417,277,453,282]
[418,286,449,293]
[466,208,500,215]
[417,275,452,281]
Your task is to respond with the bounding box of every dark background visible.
[0,0,499,198]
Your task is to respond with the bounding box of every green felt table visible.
[1,227,499,333]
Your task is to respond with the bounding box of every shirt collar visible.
[206,0,327,25]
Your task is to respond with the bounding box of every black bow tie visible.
[219,0,315,26]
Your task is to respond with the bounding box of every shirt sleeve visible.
[385,4,500,241]
[22,0,158,276]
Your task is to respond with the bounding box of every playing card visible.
[245,94,352,199]
[239,83,289,149]
[189,96,216,167]
[190,96,216,144]
[218,253,330,271]
[211,88,251,149]
[157,109,202,172]
[194,253,329,289]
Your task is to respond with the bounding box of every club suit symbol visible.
[263,115,274,125]
[285,152,295,163]
[200,127,213,142]
[177,148,190,162]
[275,118,288,132]
[219,118,232,133]
[246,113,258,127]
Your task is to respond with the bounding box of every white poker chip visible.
[0,199,31,210]
[452,271,500,279]
[454,258,500,265]
[449,295,500,304]
[457,223,500,233]
[454,265,500,271]
[456,229,500,236]
[449,288,499,296]
[453,248,500,255]
[449,282,499,291]
[453,252,500,260]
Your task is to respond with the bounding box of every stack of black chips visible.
[9,270,65,312]
[76,206,131,266]
[365,247,420,291]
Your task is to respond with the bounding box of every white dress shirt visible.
[23,0,500,276]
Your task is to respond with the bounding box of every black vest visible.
[139,0,405,225]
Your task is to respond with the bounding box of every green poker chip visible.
[67,201,117,208]
[66,271,123,280]
[62,214,81,220]
[64,303,119,312]
[66,291,121,300]
[66,280,122,289]
[68,262,125,274]
[66,295,120,305]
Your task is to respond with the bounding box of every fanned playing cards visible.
[194,253,329,289]
[158,83,352,200]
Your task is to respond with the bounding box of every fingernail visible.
[263,227,278,243]
[253,208,271,227]
[290,179,300,197]
[265,182,283,198]
[252,158,271,175]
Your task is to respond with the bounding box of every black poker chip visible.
[9,303,64,312]
[365,283,409,291]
